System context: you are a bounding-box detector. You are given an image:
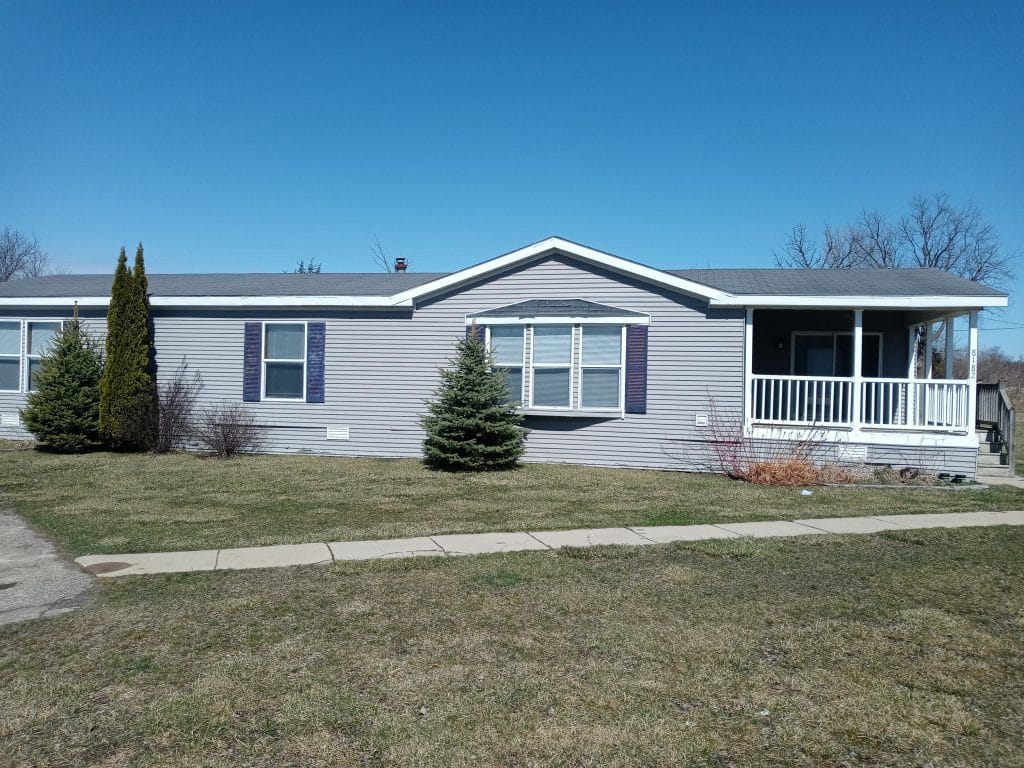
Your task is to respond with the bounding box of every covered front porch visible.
[742,308,979,435]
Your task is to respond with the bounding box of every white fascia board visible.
[712,294,1008,309]
[0,296,110,307]
[389,237,731,305]
[465,315,650,326]
[147,295,412,308]
[0,295,414,309]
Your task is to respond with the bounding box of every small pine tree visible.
[99,243,156,449]
[21,319,104,452]
[422,332,527,471]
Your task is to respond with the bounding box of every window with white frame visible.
[263,323,306,399]
[27,321,62,391]
[0,321,19,392]
[486,324,627,412]
[531,325,573,408]
[489,326,524,403]
[580,326,623,408]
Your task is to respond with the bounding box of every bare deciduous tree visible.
[773,194,1016,288]
[0,227,52,281]
[370,236,409,273]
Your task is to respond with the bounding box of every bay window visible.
[485,323,627,412]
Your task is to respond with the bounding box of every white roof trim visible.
[389,237,731,305]
[0,297,111,307]
[466,315,650,326]
[0,295,414,308]
[711,295,1008,309]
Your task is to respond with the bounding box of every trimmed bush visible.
[422,332,526,471]
[21,321,103,452]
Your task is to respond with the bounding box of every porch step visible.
[978,452,1009,468]
[978,466,1015,478]
[976,426,998,441]
[979,440,1005,454]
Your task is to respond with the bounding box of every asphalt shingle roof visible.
[0,266,1005,300]
[0,272,448,298]
[668,268,1005,297]
[468,299,647,318]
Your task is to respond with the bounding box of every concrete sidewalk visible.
[75,510,1024,578]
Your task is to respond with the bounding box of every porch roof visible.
[671,268,1007,309]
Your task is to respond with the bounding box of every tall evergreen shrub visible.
[422,332,527,471]
[98,243,156,449]
[21,319,104,452]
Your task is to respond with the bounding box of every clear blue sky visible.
[2,1,1022,345]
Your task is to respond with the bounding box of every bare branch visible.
[774,194,1016,288]
[0,226,51,281]
[370,236,392,272]
[772,223,820,268]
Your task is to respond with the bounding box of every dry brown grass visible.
[2,443,1023,555]
[1,527,1022,766]
[747,458,858,486]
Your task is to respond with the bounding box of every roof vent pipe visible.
[394,257,407,272]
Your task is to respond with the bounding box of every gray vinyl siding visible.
[0,309,107,440]
[0,257,982,479]
[150,256,746,469]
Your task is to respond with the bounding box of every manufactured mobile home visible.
[0,237,1010,477]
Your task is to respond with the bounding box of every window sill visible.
[518,408,624,419]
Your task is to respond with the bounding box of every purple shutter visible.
[305,322,326,403]
[625,325,648,414]
[242,322,262,402]
[465,323,486,343]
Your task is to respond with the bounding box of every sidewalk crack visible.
[526,532,553,549]
[627,527,659,543]
[428,537,449,556]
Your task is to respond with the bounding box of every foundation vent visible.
[326,426,350,441]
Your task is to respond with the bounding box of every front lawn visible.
[2,443,1024,555]
[1,527,1022,766]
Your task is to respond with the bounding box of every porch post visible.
[743,309,753,427]
[924,322,934,379]
[944,316,955,379]
[907,326,917,426]
[851,309,863,432]
[967,311,979,432]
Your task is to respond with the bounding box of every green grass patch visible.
[1,528,1022,766]
[2,443,1024,555]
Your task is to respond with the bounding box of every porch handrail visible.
[749,374,970,432]
[998,386,1016,471]
[750,373,854,382]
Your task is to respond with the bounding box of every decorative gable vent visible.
[325,426,350,441]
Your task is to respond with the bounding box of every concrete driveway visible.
[0,508,94,627]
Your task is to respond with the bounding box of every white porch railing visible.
[750,375,970,431]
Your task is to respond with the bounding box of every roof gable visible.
[468,299,648,319]
[390,237,732,305]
